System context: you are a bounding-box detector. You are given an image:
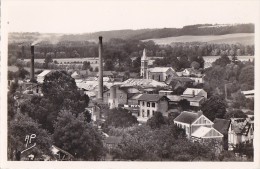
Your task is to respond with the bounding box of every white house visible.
[182,88,207,99]
[228,118,254,150]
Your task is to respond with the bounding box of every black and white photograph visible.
[1,0,259,168]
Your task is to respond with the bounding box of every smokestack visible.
[30,45,35,82]
[97,36,103,100]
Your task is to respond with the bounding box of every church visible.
[140,49,177,82]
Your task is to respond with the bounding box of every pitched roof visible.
[174,111,200,124]
[213,118,231,134]
[121,78,167,88]
[149,67,174,73]
[138,93,168,102]
[37,70,52,77]
[183,88,205,96]
[191,126,223,138]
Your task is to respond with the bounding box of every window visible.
[147,110,150,117]
[152,75,155,79]
[142,101,145,106]
[147,102,150,107]
[152,110,155,115]
[152,103,155,107]
[158,75,161,81]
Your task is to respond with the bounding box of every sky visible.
[3,0,260,34]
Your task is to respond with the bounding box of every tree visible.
[8,113,52,160]
[44,54,53,68]
[21,71,88,133]
[103,108,138,128]
[147,112,167,129]
[239,65,254,90]
[224,110,247,119]
[179,99,190,111]
[53,111,105,160]
[190,61,200,69]
[213,55,231,67]
[201,95,227,121]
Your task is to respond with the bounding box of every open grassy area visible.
[143,33,254,45]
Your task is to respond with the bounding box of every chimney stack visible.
[97,36,103,100]
[30,45,35,82]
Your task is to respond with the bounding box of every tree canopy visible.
[53,111,105,160]
[201,95,227,121]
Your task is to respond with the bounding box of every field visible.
[143,33,254,45]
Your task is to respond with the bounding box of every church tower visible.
[140,48,148,79]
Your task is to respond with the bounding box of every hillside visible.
[8,23,254,44]
[143,33,254,45]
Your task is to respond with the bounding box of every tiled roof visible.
[138,93,168,102]
[174,111,199,124]
[213,118,231,134]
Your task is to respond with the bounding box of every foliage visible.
[147,112,167,129]
[190,61,200,69]
[224,109,247,119]
[212,55,231,67]
[179,99,190,111]
[233,142,254,160]
[8,112,52,160]
[239,65,254,90]
[201,95,227,121]
[103,108,138,128]
[53,111,105,160]
[110,124,213,161]
[21,71,88,132]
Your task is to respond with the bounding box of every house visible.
[50,145,74,161]
[241,90,254,99]
[182,88,207,99]
[166,77,194,88]
[103,85,128,109]
[228,118,254,150]
[159,90,173,96]
[213,118,231,150]
[37,70,52,83]
[173,111,213,137]
[137,94,169,122]
[85,102,101,122]
[148,67,177,82]
[181,68,203,77]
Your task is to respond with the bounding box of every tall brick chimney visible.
[97,36,103,100]
[30,45,35,82]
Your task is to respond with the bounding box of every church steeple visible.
[141,48,147,61]
[140,48,148,79]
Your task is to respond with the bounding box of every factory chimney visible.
[30,45,35,82]
[97,36,103,100]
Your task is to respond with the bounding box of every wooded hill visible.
[9,23,254,43]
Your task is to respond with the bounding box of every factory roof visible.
[121,78,167,88]
[37,70,52,77]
